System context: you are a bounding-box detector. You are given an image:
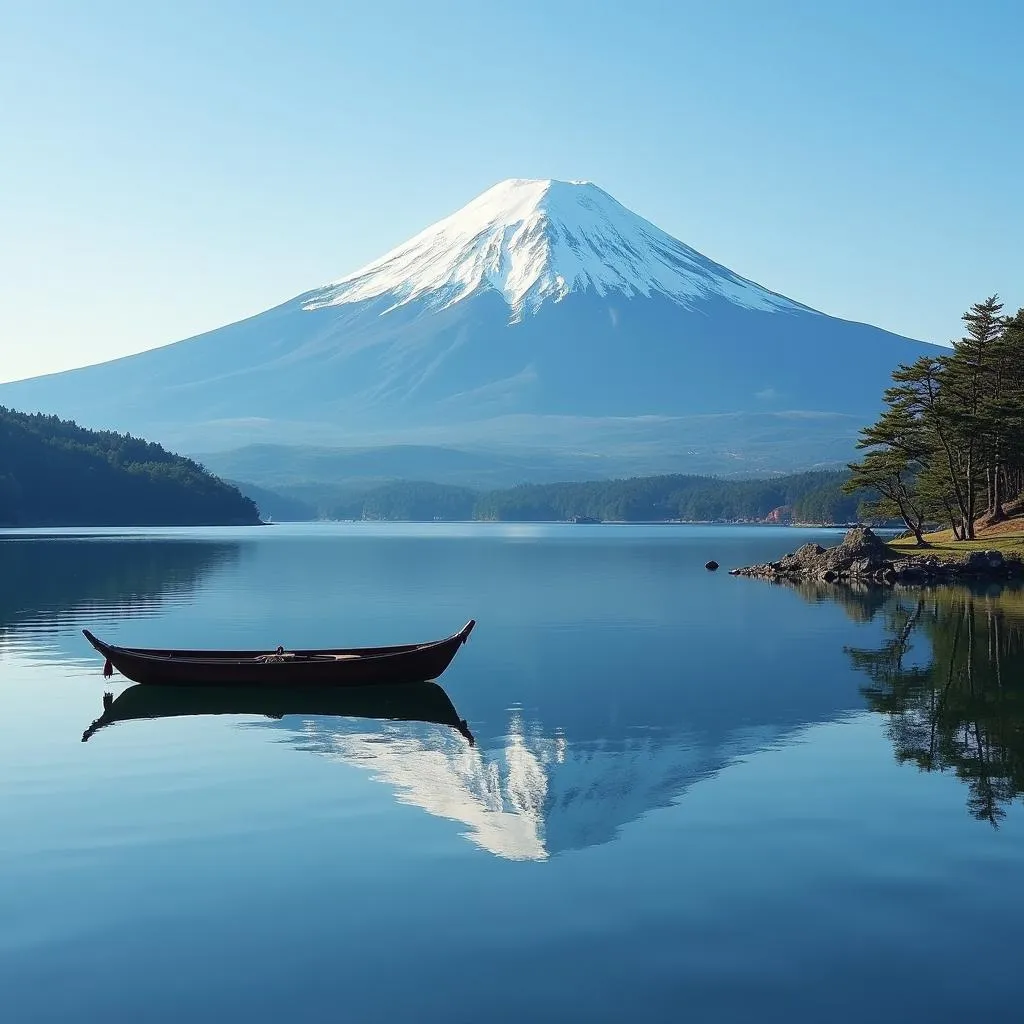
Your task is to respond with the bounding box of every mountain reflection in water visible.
[25,529,1024,858]
[260,704,790,861]
[83,677,792,863]
[841,583,1024,827]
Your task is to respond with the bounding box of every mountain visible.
[0,179,939,473]
[199,442,624,491]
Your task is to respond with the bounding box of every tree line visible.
[314,470,862,524]
[846,297,1024,543]
[0,407,260,527]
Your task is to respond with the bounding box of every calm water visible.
[2,524,1023,1023]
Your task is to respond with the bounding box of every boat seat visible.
[255,652,362,663]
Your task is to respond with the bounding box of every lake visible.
[2,523,1023,1023]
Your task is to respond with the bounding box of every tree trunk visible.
[894,498,926,546]
[912,510,927,546]
[964,453,976,540]
[933,418,971,530]
[941,498,962,539]
[992,459,1005,522]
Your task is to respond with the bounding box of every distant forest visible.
[0,407,260,527]
[278,469,863,524]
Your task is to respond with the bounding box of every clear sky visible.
[2,0,1022,383]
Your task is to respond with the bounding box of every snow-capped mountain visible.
[305,178,804,320]
[0,178,939,471]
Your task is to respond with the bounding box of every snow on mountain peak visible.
[304,177,805,320]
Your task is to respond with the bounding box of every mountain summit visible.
[0,179,938,474]
[305,178,804,321]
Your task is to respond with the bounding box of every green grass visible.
[889,531,1024,560]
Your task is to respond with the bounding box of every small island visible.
[0,406,260,527]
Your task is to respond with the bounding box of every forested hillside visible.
[0,407,260,527]
[290,470,860,523]
[471,471,858,523]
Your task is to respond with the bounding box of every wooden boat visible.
[82,620,475,687]
[82,681,474,744]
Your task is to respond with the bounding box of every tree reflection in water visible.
[843,584,1024,827]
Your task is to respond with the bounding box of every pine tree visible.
[985,308,1024,519]
[939,296,1005,538]
[845,449,929,543]
[846,383,932,544]
[846,296,1024,542]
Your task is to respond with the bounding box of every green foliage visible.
[295,471,859,523]
[791,477,861,525]
[328,481,477,521]
[0,406,260,527]
[848,296,1024,540]
[473,471,856,523]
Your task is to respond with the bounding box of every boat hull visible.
[82,621,475,687]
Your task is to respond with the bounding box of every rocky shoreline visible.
[729,526,1023,586]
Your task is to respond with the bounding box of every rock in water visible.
[705,560,719,571]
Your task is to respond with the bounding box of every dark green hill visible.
[0,407,260,527]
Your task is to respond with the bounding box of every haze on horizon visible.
[2,0,1022,384]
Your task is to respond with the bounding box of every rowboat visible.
[81,680,474,744]
[82,620,475,687]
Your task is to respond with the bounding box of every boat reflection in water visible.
[82,680,475,745]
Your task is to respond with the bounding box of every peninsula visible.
[730,525,1023,586]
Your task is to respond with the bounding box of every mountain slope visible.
[0,179,939,471]
[307,177,806,318]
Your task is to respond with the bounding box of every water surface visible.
[2,524,1023,1022]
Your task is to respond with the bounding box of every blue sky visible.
[2,0,1022,382]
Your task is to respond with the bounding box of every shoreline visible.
[730,526,1024,586]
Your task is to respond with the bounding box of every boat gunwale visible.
[82,621,475,668]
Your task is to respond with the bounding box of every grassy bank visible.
[889,528,1024,561]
